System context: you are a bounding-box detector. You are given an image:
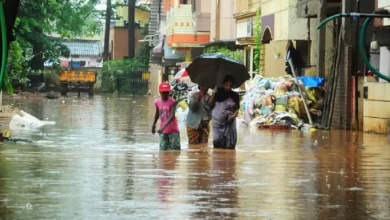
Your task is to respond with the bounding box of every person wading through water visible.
[152,82,181,150]
[186,85,212,145]
[208,75,239,149]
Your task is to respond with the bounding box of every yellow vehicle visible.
[59,70,97,96]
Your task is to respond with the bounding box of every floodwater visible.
[0,95,390,220]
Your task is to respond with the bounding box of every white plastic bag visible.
[9,111,55,130]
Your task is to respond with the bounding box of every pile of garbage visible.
[240,75,325,129]
[0,105,19,113]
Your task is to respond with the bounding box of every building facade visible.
[234,0,262,77]
[45,39,103,68]
[148,0,211,96]
[109,1,150,60]
[362,0,390,135]
[211,0,236,41]
[165,0,210,65]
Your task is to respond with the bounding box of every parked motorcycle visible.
[169,81,189,103]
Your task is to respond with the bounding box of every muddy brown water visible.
[0,95,389,219]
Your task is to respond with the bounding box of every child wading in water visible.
[152,82,181,150]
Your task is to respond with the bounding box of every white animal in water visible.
[9,110,55,130]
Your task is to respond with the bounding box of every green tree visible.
[254,8,262,74]
[4,41,41,93]
[15,0,103,71]
[204,46,243,62]
[136,23,151,65]
[101,59,145,93]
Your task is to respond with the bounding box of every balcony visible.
[166,4,210,48]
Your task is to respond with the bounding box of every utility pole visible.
[103,0,112,61]
[128,0,135,59]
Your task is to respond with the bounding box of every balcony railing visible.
[167,4,194,36]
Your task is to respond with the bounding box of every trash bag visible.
[243,108,253,123]
[241,99,254,123]
[306,88,317,102]
[288,96,302,117]
[265,89,274,96]
[257,79,271,89]
[275,94,289,107]
[9,110,56,130]
[260,105,273,115]
[275,105,287,112]
[297,76,325,88]
[178,100,188,110]
[274,82,288,95]
[264,95,274,107]
[269,81,277,90]
[312,98,324,110]
[284,80,294,90]
[252,94,264,108]
[176,102,189,122]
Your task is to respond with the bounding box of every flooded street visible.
[0,95,389,219]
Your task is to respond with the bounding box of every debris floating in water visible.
[25,202,33,209]
[345,187,364,191]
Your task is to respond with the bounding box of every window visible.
[180,0,188,4]
[295,40,311,67]
[247,18,253,37]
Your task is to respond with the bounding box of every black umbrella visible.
[186,53,250,88]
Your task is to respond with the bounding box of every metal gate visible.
[116,66,150,95]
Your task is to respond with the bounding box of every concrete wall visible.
[149,64,163,97]
[264,41,286,77]
[260,0,335,76]
[194,0,211,32]
[236,0,249,13]
[360,0,390,134]
[363,82,390,135]
[220,0,236,40]
[110,27,143,60]
[210,0,236,41]
[377,0,390,82]
[210,0,216,40]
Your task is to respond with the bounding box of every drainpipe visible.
[316,9,390,81]
[317,0,327,77]
[353,0,360,130]
[359,9,390,82]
